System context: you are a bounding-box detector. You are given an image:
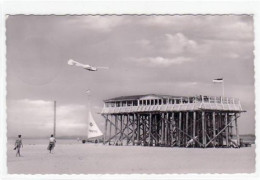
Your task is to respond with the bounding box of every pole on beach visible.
[54,100,56,138]
[86,90,90,139]
[213,78,224,97]
[222,80,225,97]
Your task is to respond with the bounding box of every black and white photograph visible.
[4,14,256,175]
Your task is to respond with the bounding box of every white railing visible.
[105,96,240,108]
[102,96,242,114]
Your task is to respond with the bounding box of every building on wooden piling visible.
[101,94,245,148]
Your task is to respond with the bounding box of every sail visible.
[87,111,103,139]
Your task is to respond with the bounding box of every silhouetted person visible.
[14,135,23,157]
[47,134,56,153]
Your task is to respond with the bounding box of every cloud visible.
[132,33,200,57]
[163,33,198,54]
[135,39,151,49]
[140,15,253,41]
[202,16,254,41]
[68,16,126,32]
[7,99,88,138]
[140,16,180,27]
[129,56,193,67]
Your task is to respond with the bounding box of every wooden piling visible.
[104,116,108,144]
[235,113,240,147]
[161,113,165,146]
[202,111,206,147]
[213,112,216,147]
[185,112,188,145]
[137,114,140,145]
[132,114,136,145]
[149,113,152,145]
[225,113,229,147]
[126,115,129,144]
[109,115,112,144]
[178,112,182,146]
[193,111,196,147]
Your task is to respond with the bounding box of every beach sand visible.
[7,139,255,174]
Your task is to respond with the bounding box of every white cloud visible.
[141,16,179,27]
[179,81,198,87]
[140,15,253,41]
[129,56,193,67]
[163,33,198,54]
[70,16,126,32]
[135,39,151,48]
[226,52,239,59]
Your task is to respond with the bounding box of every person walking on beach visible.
[47,134,56,153]
[14,135,23,157]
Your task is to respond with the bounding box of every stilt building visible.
[101,94,244,148]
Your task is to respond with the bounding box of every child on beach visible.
[47,134,56,153]
[14,135,23,157]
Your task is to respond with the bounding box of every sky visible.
[6,15,255,138]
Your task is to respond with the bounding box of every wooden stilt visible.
[218,113,222,146]
[225,113,229,147]
[178,112,182,147]
[149,113,152,145]
[202,111,206,147]
[185,112,188,145]
[126,115,129,145]
[109,115,112,145]
[165,113,169,146]
[132,114,135,145]
[213,112,216,147]
[230,114,233,140]
[156,114,160,145]
[235,113,240,147]
[193,111,196,147]
[120,115,123,143]
[115,115,118,143]
[137,114,140,145]
[171,113,175,146]
[104,115,108,144]
[161,113,165,146]
[140,115,144,144]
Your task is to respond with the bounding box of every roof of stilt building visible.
[104,94,191,102]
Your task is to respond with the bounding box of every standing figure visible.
[47,134,56,153]
[14,135,23,157]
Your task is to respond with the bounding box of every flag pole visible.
[87,90,91,114]
[54,100,56,138]
[213,78,224,98]
[86,90,90,139]
[222,80,225,97]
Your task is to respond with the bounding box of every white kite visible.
[68,59,109,71]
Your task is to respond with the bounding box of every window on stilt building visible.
[155,99,158,105]
[163,99,167,104]
[159,99,162,105]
